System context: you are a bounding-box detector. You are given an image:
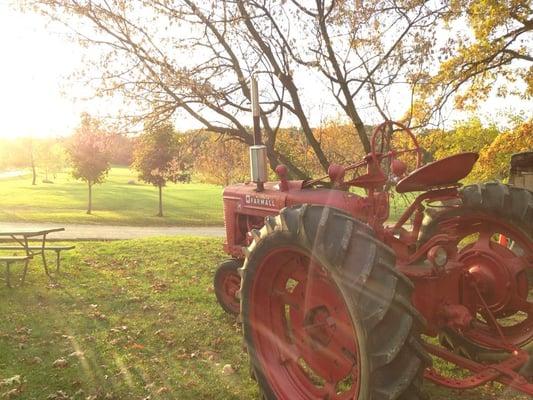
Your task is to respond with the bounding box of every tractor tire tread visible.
[241,205,429,400]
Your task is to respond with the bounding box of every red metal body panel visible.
[223,181,375,257]
[399,260,465,335]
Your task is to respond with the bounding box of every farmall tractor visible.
[213,77,533,399]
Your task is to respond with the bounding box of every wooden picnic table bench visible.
[0,245,75,271]
[0,228,75,287]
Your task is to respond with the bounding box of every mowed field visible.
[0,237,527,400]
[0,167,417,227]
[0,168,223,226]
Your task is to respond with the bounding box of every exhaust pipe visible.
[249,74,267,191]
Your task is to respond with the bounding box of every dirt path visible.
[0,221,225,240]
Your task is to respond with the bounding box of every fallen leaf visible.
[151,282,169,292]
[1,388,21,399]
[0,376,21,388]
[31,357,43,365]
[155,387,169,395]
[222,364,235,376]
[52,358,69,368]
[15,327,31,335]
[46,390,70,400]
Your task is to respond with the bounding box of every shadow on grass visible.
[0,238,528,400]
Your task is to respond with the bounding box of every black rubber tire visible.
[241,205,430,400]
[420,182,533,362]
[214,259,242,316]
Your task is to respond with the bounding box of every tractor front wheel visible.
[214,259,242,316]
[241,205,429,400]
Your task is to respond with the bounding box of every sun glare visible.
[0,3,86,139]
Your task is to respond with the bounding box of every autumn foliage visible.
[472,120,533,181]
[191,117,531,186]
[192,133,249,186]
[417,118,532,183]
[66,113,112,214]
[132,122,186,217]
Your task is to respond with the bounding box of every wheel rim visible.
[248,246,361,399]
[451,214,533,349]
[217,268,241,314]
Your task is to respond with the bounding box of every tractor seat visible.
[396,152,479,193]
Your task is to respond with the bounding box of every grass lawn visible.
[0,167,416,227]
[0,237,528,399]
[0,168,223,226]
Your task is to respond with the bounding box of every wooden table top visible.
[0,227,65,237]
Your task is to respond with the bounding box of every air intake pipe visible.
[249,74,267,191]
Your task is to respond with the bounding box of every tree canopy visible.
[417,0,532,115]
[67,113,111,214]
[26,0,532,177]
[132,122,185,216]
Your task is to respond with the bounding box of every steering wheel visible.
[370,120,423,182]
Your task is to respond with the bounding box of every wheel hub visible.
[449,217,533,348]
[290,273,357,383]
[461,244,529,316]
[303,306,335,347]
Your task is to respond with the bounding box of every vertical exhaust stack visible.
[249,74,268,192]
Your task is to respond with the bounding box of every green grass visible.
[0,237,528,399]
[0,168,223,226]
[0,166,417,227]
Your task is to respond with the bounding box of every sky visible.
[0,1,90,138]
[0,1,531,140]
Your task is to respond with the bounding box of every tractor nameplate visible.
[245,195,276,208]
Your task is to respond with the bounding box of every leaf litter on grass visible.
[0,237,528,399]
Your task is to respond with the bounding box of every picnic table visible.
[0,228,75,287]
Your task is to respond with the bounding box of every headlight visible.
[428,245,448,269]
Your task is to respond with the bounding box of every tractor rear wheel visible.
[214,259,242,316]
[241,205,429,400]
[421,182,533,362]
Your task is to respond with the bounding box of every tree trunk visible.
[157,185,163,217]
[31,154,36,186]
[87,181,92,214]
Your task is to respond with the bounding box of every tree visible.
[108,133,135,166]
[132,122,183,217]
[418,117,500,162]
[472,118,533,181]
[6,138,38,185]
[36,139,67,182]
[27,0,449,177]
[193,132,249,186]
[26,0,530,176]
[66,113,111,214]
[415,0,532,120]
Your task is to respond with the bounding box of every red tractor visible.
[213,79,533,399]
